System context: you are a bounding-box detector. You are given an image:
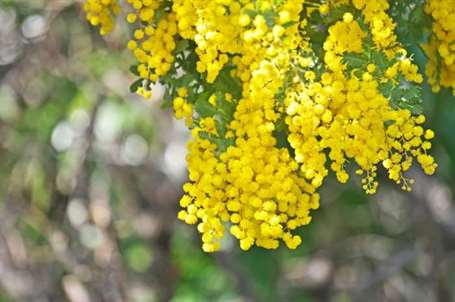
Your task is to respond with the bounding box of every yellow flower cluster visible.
[126,0,179,98]
[424,0,455,94]
[177,0,320,252]
[286,2,435,195]
[286,75,436,194]
[83,0,120,35]
[84,0,438,252]
[173,88,193,127]
[173,0,243,83]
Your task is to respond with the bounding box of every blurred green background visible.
[0,1,455,302]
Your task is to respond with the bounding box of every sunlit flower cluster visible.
[85,0,438,252]
[84,0,120,35]
[424,0,455,94]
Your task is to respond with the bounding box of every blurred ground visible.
[0,1,455,302]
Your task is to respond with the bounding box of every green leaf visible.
[343,52,368,70]
[380,78,423,115]
[195,92,217,118]
[174,39,190,54]
[129,78,143,93]
[213,66,242,99]
[263,9,277,28]
[129,65,139,76]
[282,21,297,28]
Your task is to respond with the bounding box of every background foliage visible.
[0,0,455,301]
